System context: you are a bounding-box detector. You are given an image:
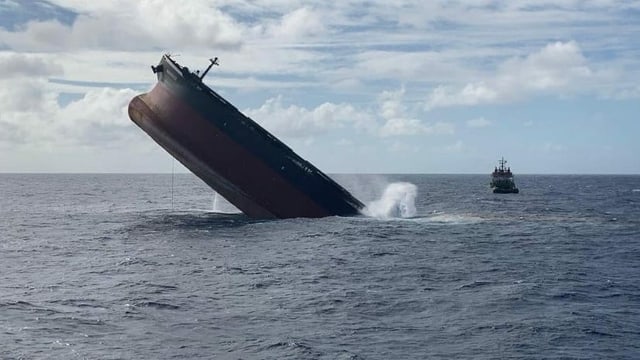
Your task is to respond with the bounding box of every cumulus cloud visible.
[347,51,473,83]
[135,0,243,49]
[0,52,63,79]
[241,84,463,143]
[378,88,426,137]
[0,54,62,117]
[0,0,244,51]
[427,82,498,108]
[0,78,51,113]
[379,117,429,137]
[0,53,138,149]
[2,1,635,99]
[56,88,138,144]
[378,88,454,137]
[1,86,138,149]
[244,95,375,139]
[425,41,593,109]
[2,0,638,173]
[499,41,592,90]
[244,88,456,141]
[266,7,326,42]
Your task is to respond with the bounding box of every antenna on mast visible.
[499,157,507,171]
[200,57,219,80]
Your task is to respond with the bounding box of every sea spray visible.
[212,192,219,211]
[364,182,418,218]
[211,192,240,213]
[332,174,390,205]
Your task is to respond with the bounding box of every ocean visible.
[1,173,639,359]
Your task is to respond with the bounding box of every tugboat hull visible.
[490,157,519,194]
[492,187,519,194]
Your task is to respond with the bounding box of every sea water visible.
[1,174,639,359]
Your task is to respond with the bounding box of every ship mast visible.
[199,57,219,80]
[498,157,507,172]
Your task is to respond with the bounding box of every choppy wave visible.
[2,173,639,359]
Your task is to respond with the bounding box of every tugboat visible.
[490,157,519,193]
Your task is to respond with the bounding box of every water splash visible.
[363,182,418,218]
[212,192,220,211]
[211,192,240,214]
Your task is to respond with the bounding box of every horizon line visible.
[2,172,639,176]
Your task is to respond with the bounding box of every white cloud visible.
[499,41,591,91]
[378,88,427,137]
[244,96,375,139]
[378,117,455,138]
[0,52,63,79]
[377,88,455,137]
[1,0,639,173]
[2,2,637,98]
[0,54,63,119]
[58,87,137,137]
[427,82,498,108]
[346,51,476,84]
[426,41,593,108]
[0,56,138,149]
[246,88,454,141]
[0,78,52,113]
[379,117,430,137]
[135,0,243,49]
[467,117,492,128]
[0,0,244,51]
[378,88,406,120]
[266,7,326,42]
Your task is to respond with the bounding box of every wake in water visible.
[426,212,484,224]
[363,182,418,218]
[207,179,419,219]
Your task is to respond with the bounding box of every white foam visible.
[426,214,483,224]
[211,192,241,214]
[363,182,418,219]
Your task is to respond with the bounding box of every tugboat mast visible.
[498,157,507,172]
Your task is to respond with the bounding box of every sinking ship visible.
[128,54,364,218]
[490,157,519,194]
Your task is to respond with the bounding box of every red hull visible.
[129,82,332,218]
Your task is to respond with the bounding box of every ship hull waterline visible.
[128,76,363,219]
[492,187,520,194]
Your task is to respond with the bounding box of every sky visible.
[0,0,639,174]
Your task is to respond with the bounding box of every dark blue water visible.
[2,174,639,359]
